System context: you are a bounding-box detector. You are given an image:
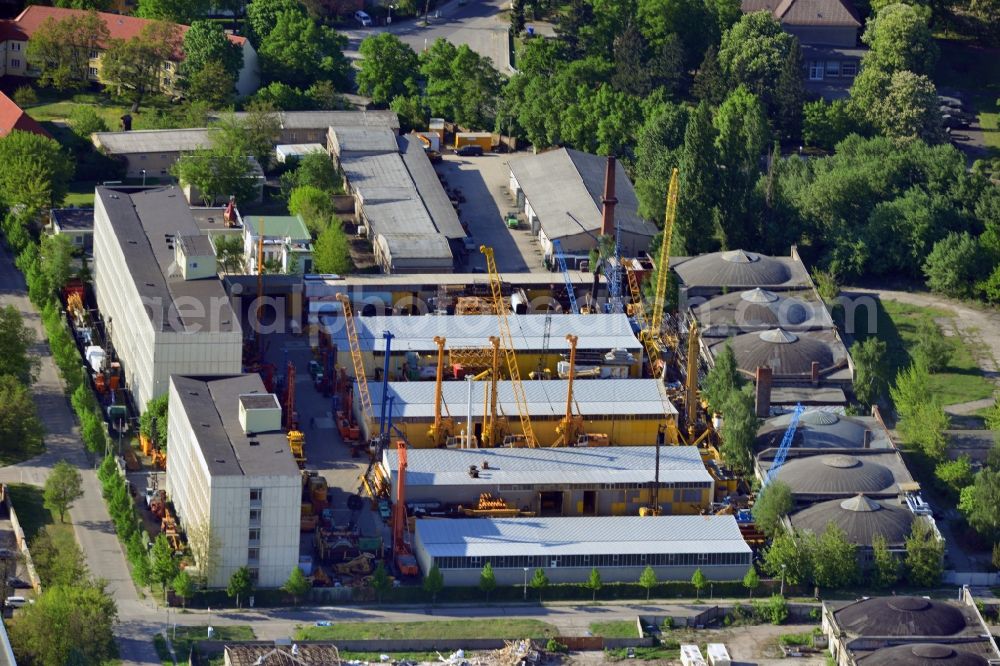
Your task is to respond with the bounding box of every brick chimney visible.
[755,366,772,418]
[600,155,618,237]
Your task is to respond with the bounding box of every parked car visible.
[4,596,27,608]
[455,145,484,156]
[938,94,964,110]
[942,113,972,129]
[354,10,372,26]
[6,578,29,590]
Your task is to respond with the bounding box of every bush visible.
[751,594,789,625]
[12,85,38,107]
[545,639,568,653]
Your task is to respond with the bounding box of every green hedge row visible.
[98,455,151,586]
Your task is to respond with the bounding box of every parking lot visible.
[434,151,550,274]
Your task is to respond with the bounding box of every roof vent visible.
[759,328,798,344]
[741,288,778,304]
[722,249,759,264]
[822,454,860,469]
[249,440,259,446]
[127,239,138,245]
[215,458,225,463]
[911,645,954,659]
[840,494,881,513]
[144,282,155,287]
[799,410,839,426]
[468,465,479,478]
[188,391,199,396]
[201,423,210,428]
[888,596,931,612]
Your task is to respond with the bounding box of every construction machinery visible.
[551,239,579,314]
[481,245,538,448]
[161,507,183,552]
[336,293,376,448]
[636,168,680,377]
[553,335,584,447]
[426,336,454,447]
[392,441,419,576]
[761,403,804,489]
[288,430,305,467]
[482,336,502,447]
[335,552,375,576]
[639,426,668,516]
[460,493,535,518]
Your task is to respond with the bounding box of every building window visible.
[249,509,261,524]
[10,59,19,68]
[249,488,262,502]
[807,61,824,80]
[249,568,259,583]
[842,62,858,77]
[89,49,99,59]
[247,547,259,562]
[73,235,84,246]
[190,262,198,268]
[825,60,841,77]
[10,42,20,51]
[248,528,260,543]
[89,67,99,77]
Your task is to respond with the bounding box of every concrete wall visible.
[115,152,181,180]
[414,560,751,586]
[3,486,41,592]
[235,41,260,98]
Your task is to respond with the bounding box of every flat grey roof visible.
[330,126,399,155]
[179,233,215,257]
[507,148,657,241]
[51,207,94,232]
[398,134,464,239]
[240,393,279,410]
[96,186,238,334]
[384,445,709,488]
[771,386,847,405]
[324,313,640,352]
[221,110,400,130]
[171,374,299,478]
[93,128,212,154]
[416,515,751,558]
[375,232,453,263]
[369,378,677,420]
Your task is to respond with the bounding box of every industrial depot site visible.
[0,0,999,663]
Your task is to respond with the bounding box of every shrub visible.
[12,85,38,107]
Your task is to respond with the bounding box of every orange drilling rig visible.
[392,441,419,577]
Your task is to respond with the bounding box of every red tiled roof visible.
[1,5,246,55]
[0,91,51,139]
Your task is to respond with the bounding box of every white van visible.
[354,10,372,26]
[5,596,27,608]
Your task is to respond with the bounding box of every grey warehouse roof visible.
[834,597,970,637]
[93,128,211,154]
[96,186,238,334]
[710,328,849,377]
[860,645,988,666]
[692,288,834,335]
[383,445,706,488]
[171,374,299,478]
[756,410,891,451]
[324,313,640,353]
[415,515,750,558]
[329,126,400,155]
[673,250,812,289]
[51,207,94,232]
[222,109,400,130]
[507,148,657,241]
[788,494,915,546]
[762,452,913,496]
[369,378,677,421]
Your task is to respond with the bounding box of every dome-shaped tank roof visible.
[756,410,885,450]
[724,328,835,375]
[862,644,987,666]
[788,494,914,545]
[674,250,792,287]
[836,597,967,636]
[775,454,895,494]
[692,289,816,330]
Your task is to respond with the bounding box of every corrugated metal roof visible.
[383,445,709,487]
[93,128,212,154]
[324,313,641,352]
[331,126,399,155]
[416,516,750,557]
[369,378,677,420]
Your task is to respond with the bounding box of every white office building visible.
[93,186,242,411]
[166,374,301,588]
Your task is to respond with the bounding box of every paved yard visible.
[435,151,549,274]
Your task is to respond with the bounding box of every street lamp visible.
[140,169,146,186]
[522,567,529,600]
[387,3,395,25]
[780,564,787,597]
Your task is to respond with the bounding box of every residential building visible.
[92,129,212,180]
[93,185,242,411]
[0,90,49,138]
[49,208,94,252]
[741,0,865,97]
[243,215,314,274]
[0,6,259,96]
[166,374,300,588]
[413,515,752,585]
[507,148,658,262]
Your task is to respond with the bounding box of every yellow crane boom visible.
[650,168,679,336]
[481,246,538,448]
[336,294,374,432]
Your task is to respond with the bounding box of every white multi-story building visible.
[166,374,301,588]
[93,185,243,412]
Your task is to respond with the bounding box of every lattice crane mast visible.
[480,245,538,448]
[551,238,579,314]
[762,403,804,489]
[640,168,680,374]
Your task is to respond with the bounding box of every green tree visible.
[632,103,689,222]
[212,102,281,169]
[774,38,805,140]
[861,3,938,75]
[0,131,75,212]
[38,234,76,303]
[139,394,169,449]
[253,81,312,110]
[420,40,502,129]
[870,534,899,588]
[611,21,651,97]
[246,0,299,45]
[259,9,350,89]
[891,362,950,460]
[370,561,390,603]
[851,337,889,407]
[149,533,178,601]
[751,481,794,538]
[185,61,236,107]
[136,0,208,23]
[720,386,759,475]
[479,562,497,602]
[214,235,245,274]
[935,456,974,496]
[8,580,117,665]
[703,342,743,411]
[306,80,347,111]
[923,232,987,298]
[0,305,39,385]
[313,220,352,275]
[912,319,952,372]
[904,519,944,586]
[423,563,445,604]
[390,95,429,133]
[802,99,857,150]
[959,468,1000,540]
[812,524,857,589]
[282,151,340,195]
[357,33,419,106]
[68,106,109,138]
[583,566,603,601]
[43,460,83,523]
[637,0,715,68]
[172,570,195,608]
[743,566,760,600]
[25,11,109,91]
[693,46,727,105]
[639,565,658,600]
[717,11,796,117]
[227,565,253,607]
[30,526,88,588]
[528,568,549,601]
[173,146,259,206]
[676,101,720,256]
[288,185,334,234]
[690,567,706,600]
[763,530,813,585]
[99,22,183,111]
[181,20,243,80]
[282,566,311,605]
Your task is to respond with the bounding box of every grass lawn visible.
[66,181,98,207]
[590,620,639,638]
[168,626,254,661]
[6,483,75,545]
[0,438,44,467]
[847,299,996,406]
[295,619,559,641]
[935,40,1000,153]
[24,90,129,130]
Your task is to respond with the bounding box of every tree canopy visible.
[9,581,118,665]
[0,131,74,212]
[357,33,419,106]
[99,21,182,110]
[181,20,244,97]
[25,11,109,90]
[259,9,350,89]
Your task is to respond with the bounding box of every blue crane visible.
[604,220,623,313]
[762,403,804,489]
[551,238,580,314]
